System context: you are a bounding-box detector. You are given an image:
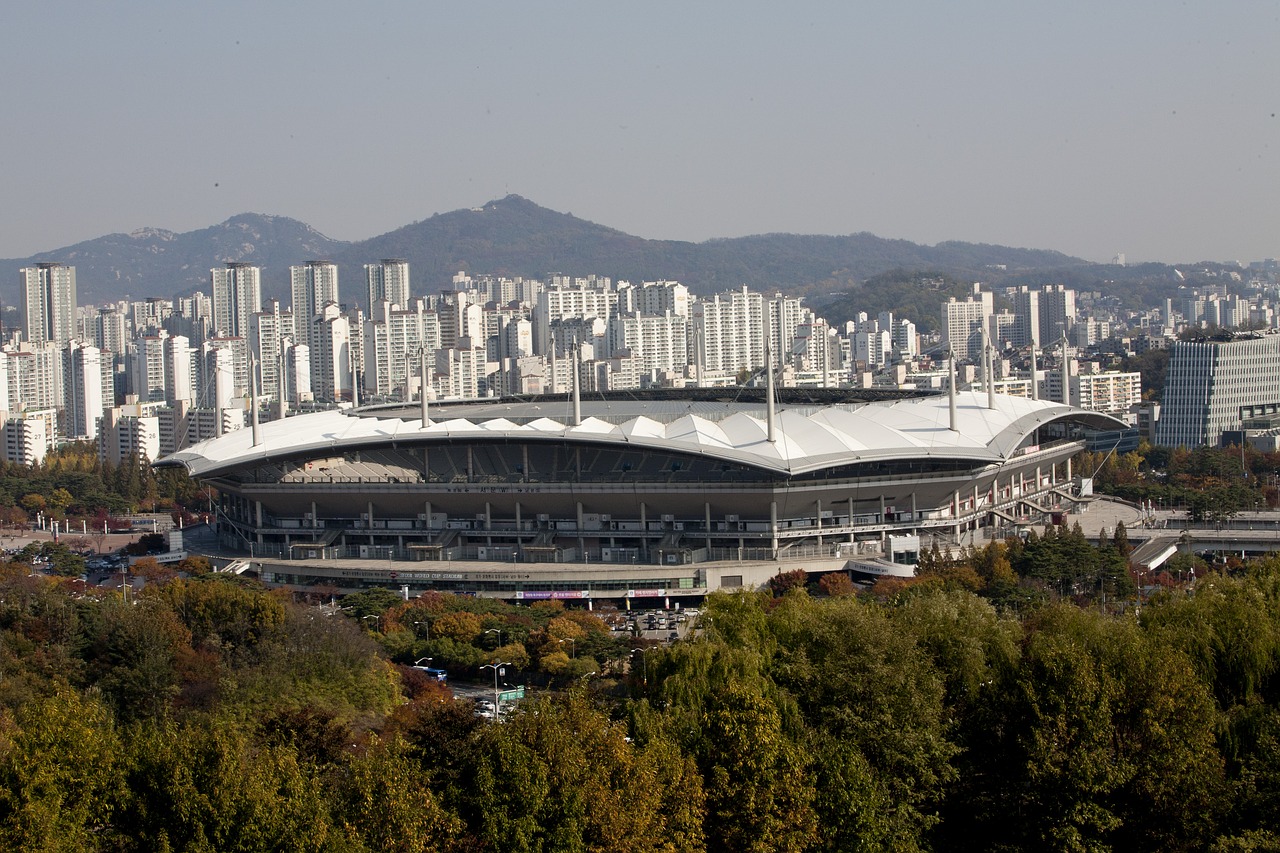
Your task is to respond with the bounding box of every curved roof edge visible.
[156,393,1129,479]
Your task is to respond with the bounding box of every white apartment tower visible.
[365,259,410,313]
[534,280,613,355]
[211,263,262,338]
[1039,284,1077,342]
[20,263,77,346]
[64,341,104,441]
[693,287,767,376]
[942,286,994,362]
[310,303,351,402]
[1012,286,1041,348]
[364,300,443,397]
[290,260,341,351]
[606,312,690,376]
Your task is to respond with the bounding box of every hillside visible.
[0,214,348,307]
[1,195,1090,307]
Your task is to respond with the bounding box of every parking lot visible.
[600,607,701,643]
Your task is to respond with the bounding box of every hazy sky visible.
[3,1,1277,264]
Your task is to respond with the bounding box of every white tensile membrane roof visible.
[158,392,1107,479]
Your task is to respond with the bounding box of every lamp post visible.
[631,646,648,686]
[414,656,433,668]
[484,627,503,649]
[413,619,430,640]
[480,662,510,717]
[559,637,576,659]
[362,614,380,633]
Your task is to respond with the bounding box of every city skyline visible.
[2,3,1276,265]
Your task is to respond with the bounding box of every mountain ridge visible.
[1,195,1088,307]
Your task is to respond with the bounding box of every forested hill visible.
[0,195,1086,306]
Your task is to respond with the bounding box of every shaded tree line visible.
[2,550,1280,850]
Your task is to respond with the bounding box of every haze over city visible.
[3,2,1277,265]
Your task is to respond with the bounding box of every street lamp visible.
[631,646,648,686]
[362,614,381,633]
[480,661,510,717]
[414,656,433,668]
[484,627,503,649]
[413,619,430,640]
[558,637,576,659]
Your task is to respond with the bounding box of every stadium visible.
[157,385,1126,602]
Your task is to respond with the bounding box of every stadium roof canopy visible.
[158,392,1125,480]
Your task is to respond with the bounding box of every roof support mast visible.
[1061,331,1071,405]
[947,350,958,432]
[1030,344,1039,400]
[985,327,996,410]
[250,354,261,447]
[766,343,777,443]
[420,346,430,426]
[571,347,582,427]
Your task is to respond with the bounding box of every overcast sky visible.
[3,1,1276,264]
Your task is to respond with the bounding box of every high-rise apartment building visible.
[1039,284,1077,342]
[1012,286,1041,348]
[1156,334,1280,447]
[20,263,77,346]
[365,259,410,313]
[534,279,613,355]
[693,287,767,375]
[291,261,340,343]
[211,263,261,338]
[607,311,690,377]
[310,303,351,402]
[941,286,993,362]
[64,341,104,441]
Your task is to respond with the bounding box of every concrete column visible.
[311,501,318,529]
[255,500,263,546]
[705,502,712,554]
[770,500,779,557]
[640,502,648,561]
[485,501,492,531]
[816,499,823,548]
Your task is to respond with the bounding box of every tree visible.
[121,718,335,852]
[697,681,818,852]
[0,690,126,851]
[335,735,463,852]
[956,606,1225,851]
[818,571,854,597]
[768,568,808,597]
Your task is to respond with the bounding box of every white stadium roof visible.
[158,392,1124,479]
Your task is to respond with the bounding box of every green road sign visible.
[498,686,525,702]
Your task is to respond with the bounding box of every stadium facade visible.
[157,387,1124,601]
